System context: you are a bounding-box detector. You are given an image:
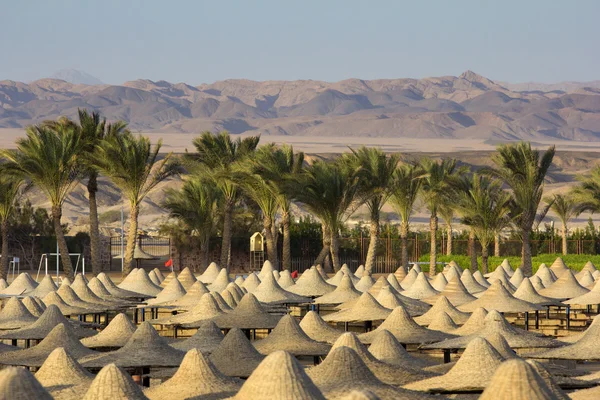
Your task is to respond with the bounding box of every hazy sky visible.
[1,0,598,85]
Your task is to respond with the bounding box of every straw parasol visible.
[570,386,600,400]
[211,291,233,312]
[443,265,462,284]
[0,304,96,340]
[233,351,325,400]
[478,359,558,400]
[487,272,518,293]
[401,272,439,300]
[550,257,569,277]
[368,329,436,368]
[0,272,38,295]
[426,311,458,333]
[473,270,491,287]
[0,323,98,367]
[148,270,161,286]
[314,274,361,305]
[278,269,296,289]
[0,297,36,330]
[220,289,238,308]
[405,337,504,393]
[21,296,45,317]
[394,265,407,282]
[199,262,222,284]
[288,268,335,298]
[209,268,231,293]
[71,275,128,309]
[530,275,546,291]
[510,267,525,287]
[399,268,418,290]
[579,270,595,287]
[306,346,429,400]
[415,296,470,325]
[375,286,431,317]
[145,277,186,306]
[81,364,148,400]
[358,306,455,345]
[387,273,404,294]
[152,268,165,282]
[451,307,488,335]
[565,279,600,306]
[423,276,476,306]
[211,293,281,330]
[513,277,563,306]
[487,332,519,359]
[324,292,391,323]
[117,269,161,297]
[576,261,598,280]
[0,367,53,400]
[355,265,365,278]
[35,348,93,400]
[80,313,136,349]
[526,360,571,399]
[144,349,241,400]
[299,311,342,344]
[534,264,557,287]
[251,270,311,305]
[460,269,488,293]
[253,314,331,356]
[176,267,197,290]
[80,322,185,368]
[153,292,225,326]
[430,273,448,291]
[241,272,261,293]
[316,264,328,279]
[273,269,280,280]
[257,260,275,281]
[458,280,541,313]
[209,328,265,378]
[160,280,209,310]
[97,273,147,299]
[25,275,57,298]
[159,271,175,288]
[355,273,376,293]
[538,270,589,300]
[170,320,223,353]
[54,286,107,313]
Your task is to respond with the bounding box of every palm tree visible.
[456,174,512,273]
[418,158,463,276]
[544,194,578,255]
[185,132,259,271]
[163,178,220,271]
[343,147,400,273]
[389,163,423,270]
[484,142,555,276]
[92,132,180,274]
[439,205,455,256]
[0,176,27,280]
[1,124,84,280]
[293,160,363,272]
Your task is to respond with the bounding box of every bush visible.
[99,210,122,224]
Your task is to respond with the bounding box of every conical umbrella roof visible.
[443,265,462,284]
[324,292,390,323]
[0,297,36,330]
[0,323,97,367]
[35,347,93,400]
[510,267,526,287]
[386,273,404,292]
[277,269,295,289]
[80,313,136,349]
[355,273,376,292]
[487,332,519,360]
[148,270,161,286]
[159,271,175,288]
[152,267,165,282]
[145,277,186,306]
[300,311,342,344]
[368,329,436,369]
[316,264,328,279]
[576,261,598,280]
[233,351,325,400]
[208,268,231,293]
[394,265,407,282]
[367,276,390,297]
[170,320,223,353]
[534,264,557,287]
[254,314,331,356]
[118,268,138,286]
[501,258,514,273]
[145,349,241,400]
[257,260,276,280]
[461,269,488,293]
[427,311,459,333]
[251,270,311,304]
[401,272,439,300]
[539,270,589,300]
[423,276,476,306]
[565,279,600,305]
[156,293,225,326]
[405,337,504,393]
[95,273,145,300]
[288,267,335,297]
[81,322,185,368]
[526,360,571,399]
[430,273,448,291]
[160,280,209,310]
[25,275,57,298]
[375,286,431,317]
[117,269,161,296]
[209,328,265,378]
[487,272,517,293]
[132,244,156,260]
[411,264,422,273]
[22,296,45,317]
[82,364,148,400]
[241,272,261,293]
[358,306,455,345]
[71,275,125,309]
[227,281,244,299]
[177,267,197,290]
[0,366,53,400]
[415,296,470,325]
[326,270,347,286]
[458,280,541,313]
[550,257,569,276]
[234,275,245,286]
[211,293,280,330]
[355,265,365,278]
[479,359,558,400]
[486,265,509,281]
[55,285,107,313]
[199,262,221,284]
[451,307,488,336]
[530,275,546,291]
[314,274,361,305]
[0,272,37,295]
[306,346,430,400]
[211,291,233,312]
[580,272,596,288]
[400,268,419,290]
[514,277,563,306]
[220,289,238,308]
[473,270,491,287]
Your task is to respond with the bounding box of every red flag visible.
[291,270,298,279]
[165,259,173,267]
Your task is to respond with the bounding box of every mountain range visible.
[2,70,600,140]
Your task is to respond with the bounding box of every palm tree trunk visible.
[282,210,291,271]
[315,224,331,268]
[400,220,409,270]
[365,213,380,274]
[429,214,437,276]
[446,223,453,256]
[124,203,139,275]
[522,228,533,276]
[200,235,210,273]
[469,230,478,272]
[562,223,568,255]
[52,205,74,280]
[263,215,279,269]
[0,220,8,281]
[87,174,102,276]
[494,233,500,257]
[330,230,341,272]
[220,199,233,272]
[481,243,489,274]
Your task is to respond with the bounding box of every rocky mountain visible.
[49,69,104,85]
[2,71,600,141]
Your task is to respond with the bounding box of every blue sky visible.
[1,0,598,85]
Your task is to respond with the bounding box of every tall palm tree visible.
[343,147,400,273]
[0,176,27,280]
[484,142,555,276]
[418,158,463,276]
[456,174,512,273]
[293,159,363,272]
[163,178,220,271]
[1,124,84,280]
[92,132,180,274]
[185,132,259,271]
[544,194,578,255]
[439,205,455,256]
[389,163,423,270]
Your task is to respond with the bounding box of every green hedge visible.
[417,254,600,273]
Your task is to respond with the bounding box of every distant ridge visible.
[50,69,104,85]
[1,70,600,141]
